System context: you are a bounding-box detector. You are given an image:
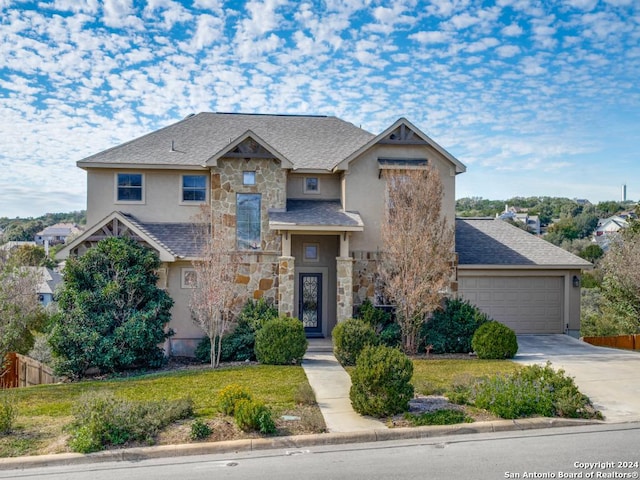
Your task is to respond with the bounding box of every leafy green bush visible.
[471,321,518,359]
[50,237,174,377]
[68,391,193,453]
[445,373,478,405]
[467,363,600,420]
[332,318,379,366]
[349,345,414,417]
[0,395,16,435]
[217,384,253,416]
[472,375,554,419]
[404,409,472,426]
[195,299,278,364]
[190,419,212,440]
[238,298,279,332]
[254,316,308,365]
[356,300,400,348]
[233,398,277,434]
[422,298,491,353]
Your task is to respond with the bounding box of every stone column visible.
[278,256,295,317]
[336,256,354,324]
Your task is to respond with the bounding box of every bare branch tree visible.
[0,251,43,367]
[378,166,455,354]
[189,206,240,368]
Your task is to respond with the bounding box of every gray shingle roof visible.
[122,213,204,258]
[79,113,375,171]
[269,200,363,228]
[456,218,592,268]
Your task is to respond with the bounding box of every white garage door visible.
[459,276,564,334]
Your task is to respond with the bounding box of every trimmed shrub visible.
[471,321,518,359]
[356,300,400,348]
[68,391,193,453]
[190,419,212,440]
[234,398,277,434]
[217,384,253,416]
[422,298,491,353]
[238,298,279,332]
[349,345,414,417]
[332,318,379,366]
[254,316,308,365]
[0,395,16,435]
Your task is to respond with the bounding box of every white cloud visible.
[409,30,451,44]
[102,0,143,28]
[495,44,521,58]
[566,0,598,11]
[501,23,523,36]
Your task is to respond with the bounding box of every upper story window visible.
[237,193,261,250]
[116,173,144,202]
[304,177,319,194]
[243,171,256,185]
[182,175,207,202]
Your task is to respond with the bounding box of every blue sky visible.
[1,0,638,218]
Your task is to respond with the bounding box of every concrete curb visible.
[0,417,601,471]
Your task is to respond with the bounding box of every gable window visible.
[304,177,319,194]
[116,173,143,202]
[243,171,256,185]
[236,193,261,250]
[182,175,207,202]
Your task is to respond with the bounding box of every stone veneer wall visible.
[278,256,295,317]
[210,157,286,310]
[351,250,384,308]
[336,257,354,323]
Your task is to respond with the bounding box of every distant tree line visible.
[0,210,86,244]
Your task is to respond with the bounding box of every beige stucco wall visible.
[287,173,341,200]
[86,168,210,225]
[343,144,457,252]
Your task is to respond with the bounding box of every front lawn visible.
[0,364,324,458]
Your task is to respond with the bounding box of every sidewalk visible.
[301,339,387,432]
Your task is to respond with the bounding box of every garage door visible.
[458,276,564,334]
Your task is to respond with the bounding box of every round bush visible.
[471,321,518,359]
[332,318,379,366]
[217,384,252,416]
[422,298,491,353]
[254,316,308,365]
[349,345,414,417]
[234,398,277,434]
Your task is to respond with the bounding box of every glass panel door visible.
[299,273,322,335]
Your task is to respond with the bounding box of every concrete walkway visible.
[302,340,388,432]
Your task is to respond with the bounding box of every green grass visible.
[0,364,312,457]
[412,359,521,395]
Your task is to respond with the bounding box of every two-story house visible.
[58,113,591,356]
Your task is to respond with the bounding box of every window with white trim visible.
[116,173,144,202]
[181,175,207,202]
[243,171,256,185]
[181,268,197,288]
[304,177,319,194]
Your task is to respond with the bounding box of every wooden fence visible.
[0,353,60,389]
[582,335,640,351]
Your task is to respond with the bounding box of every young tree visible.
[600,227,640,333]
[49,237,174,377]
[0,252,44,366]
[189,208,240,368]
[379,166,455,354]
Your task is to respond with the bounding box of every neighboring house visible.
[30,267,63,306]
[497,205,541,235]
[57,113,591,356]
[35,223,82,247]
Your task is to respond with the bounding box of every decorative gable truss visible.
[378,123,424,145]
[206,130,294,168]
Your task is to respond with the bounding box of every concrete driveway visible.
[515,335,640,423]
